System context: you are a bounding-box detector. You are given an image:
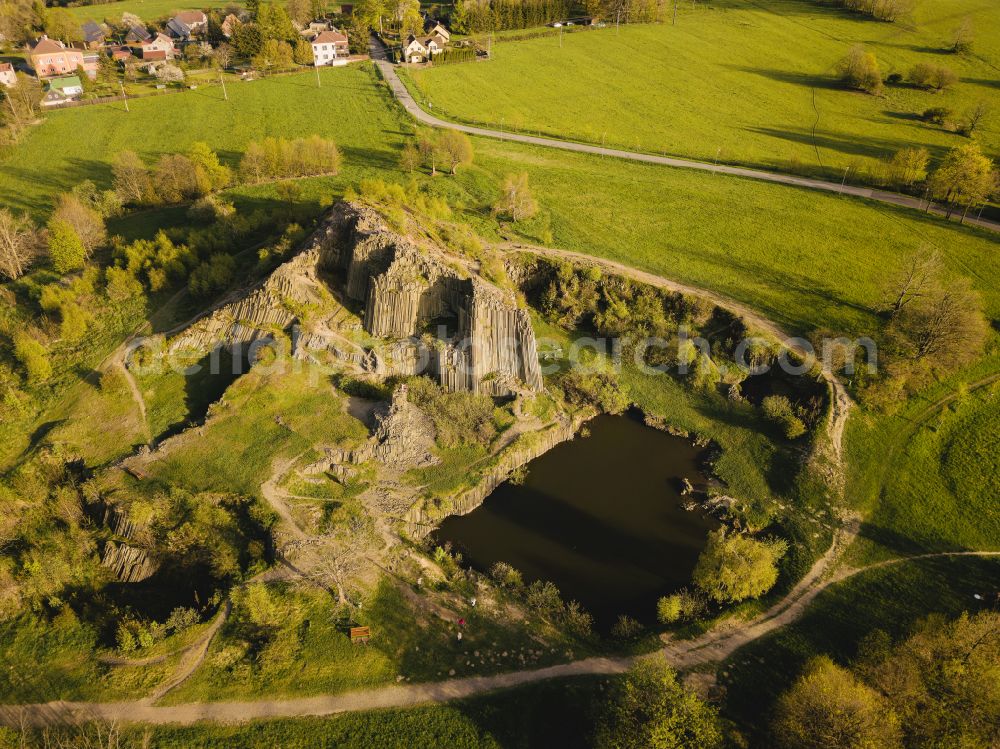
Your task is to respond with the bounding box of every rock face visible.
[164,202,543,397]
[99,505,158,583]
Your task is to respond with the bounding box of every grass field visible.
[404,0,1000,181]
[843,349,1000,563]
[63,0,242,23]
[4,62,998,342]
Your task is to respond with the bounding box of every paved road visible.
[371,51,999,234]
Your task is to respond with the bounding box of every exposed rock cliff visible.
[163,203,543,397]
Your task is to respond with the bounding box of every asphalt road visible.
[371,46,998,234]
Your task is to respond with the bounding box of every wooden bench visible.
[350,626,371,644]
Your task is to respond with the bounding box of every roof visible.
[82,21,105,42]
[166,18,191,37]
[0,62,13,72]
[174,10,207,24]
[142,49,167,60]
[30,36,66,55]
[313,30,347,44]
[425,33,446,46]
[142,32,173,46]
[49,75,82,90]
[125,24,151,42]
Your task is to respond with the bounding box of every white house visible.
[0,62,16,88]
[311,29,349,66]
[140,33,176,60]
[403,32,446,63]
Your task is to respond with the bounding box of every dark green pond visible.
[435,410,719,628]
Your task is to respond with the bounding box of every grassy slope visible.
[405,0,1000,179]
[0,64,406,218]
[63,0,241,23]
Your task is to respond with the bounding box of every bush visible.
[558,371,629,415]
[407,378,498,448]
[489,561,524,590]
[657,594,683,624]
[47,218,87,274]
[611,615,644,640]
[761,395,806,439]
[525,580,563,619]
[922,107,953,125]
[13,333,52,384]
[562,600,593,638]
[837,45,883,94]
[909,62,958,91]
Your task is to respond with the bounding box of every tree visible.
[253,39,294,70]
[213,42,234,69]
[951,16,974,53]
[188,142,231,193]
[43,7,82,42]
[881,248,941,319]
[154,62,185,84]
[959,101,989,137]
[232,22,265,57]
[494,172,538,221]
[656,594,683,624]
[692,529,787,603]
[417,131,442,175]
[860,612,1000,749]
[155,154,201,203]
[112,150,152,205]
[0,209,38,281]
[595,655,722,749]
[773,657,902,749]
[928,143,995,220]
[399,141,421,173]
[837,45,883,95]
[437,129,474,174]
[396,0,422,37]
[887,146,929,187]
[47,218,87,274]
[293,39,314,65]
[891,276,988,364]
[908,62,957,91]
[256,3,298,42]
[286,0,313,25]
[52,193,106,255]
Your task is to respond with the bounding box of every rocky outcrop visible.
[102,541,158,583]
[161,203,544,397]
[400,414,583,538]
[314,384,438,472]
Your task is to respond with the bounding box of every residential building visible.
[81,21,106,49]
[166,17,192,41]
[424,20,450,42]
[311,29,349,66]
[140,33,175,60]
[403,32,446,63]
[173,10,208,35]
[125,24,151,44]
[42,74,83,105]
[0,62,16,88]
[221,13,242,38]
[27,36,98,79]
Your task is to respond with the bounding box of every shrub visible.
[188,254,236,298]
[47,218,87,274]
[922,107,952,125]
[761,395,807,439]
[562,601,593,638]
[837,45,883,94]
[525,580,563,619]
[657,594,683,624]
[489,561,524,590]
[610,615,644,640]
[13,333,52,384]
[909,62,958,91]
[558,371,629,414]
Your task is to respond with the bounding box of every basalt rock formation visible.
[99,505,158,583]
[165,203,543,397]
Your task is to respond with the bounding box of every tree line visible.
[451,0,573,34]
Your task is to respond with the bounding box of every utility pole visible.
[120,80,129,112]
[673,0,678,25]
[219,71,228,101]
[315,63,321,87]
[841,165,849,186]
[559,25,562,48]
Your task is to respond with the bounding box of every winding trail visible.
[3,549,997,727]
[372,55,1000,234]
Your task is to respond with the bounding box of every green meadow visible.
[404,0,1000,180]
[64,0,242,23]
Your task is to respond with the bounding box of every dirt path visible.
[374,58,1000,234]
[116,359,151,444]
[260,454,310,544]
[3,549,996,727]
